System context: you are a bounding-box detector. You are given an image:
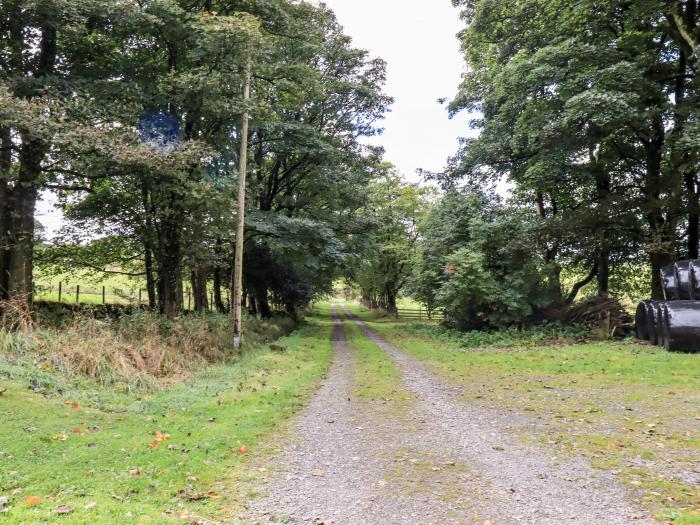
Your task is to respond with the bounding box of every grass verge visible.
[342,318,407,404]
[348,304,700,525]
[0,309,333,524]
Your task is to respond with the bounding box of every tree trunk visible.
[141,183,157,310]
[248,291,257,316]
[212,238,226,313]
[686,172,699,259]
[144,245,157,309]
[644,113,675,300]
[191,262,208,313]
[157,221,181,318]
[213,266,225,313]
[565,262,598,304]
[257,287,271,318]
[6,139,42,310]
[597,247,610,297]
[386,290,398,318]
[2,22,56,312]
[0,127,11,301]
[651,252,673,300]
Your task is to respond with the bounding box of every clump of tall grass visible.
[0,306,297,391]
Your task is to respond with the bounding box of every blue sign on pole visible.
[139,111,180,150]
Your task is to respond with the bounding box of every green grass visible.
[352,312,700,524]
[0,308,334,524]
[342,318,406,403]
[34,269,146,305]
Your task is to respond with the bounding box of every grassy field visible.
[0,307,334,524]
[33,270,223,308]
[347,301,700,525]
[34,270,147,305]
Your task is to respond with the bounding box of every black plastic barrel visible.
[674,260,693,300]
[661,265,679,300]
[689,259,700,300]
[635,301,652,340]
[645,300,667,346]
[657,302,670,349]
[660,300,700,352]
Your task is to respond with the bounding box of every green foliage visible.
[350,169,434,312]
[410,190,559,330]
[1,0,391,318]
[447,0,700,301]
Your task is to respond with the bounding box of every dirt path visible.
[244,305,656,525]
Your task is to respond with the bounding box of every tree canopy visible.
[0,0,391,319]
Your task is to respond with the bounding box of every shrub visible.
[0,310,297,391]
[402,321,590,349]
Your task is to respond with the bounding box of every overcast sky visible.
[320,0,471,180]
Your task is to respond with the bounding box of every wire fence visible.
[33,282,230,311]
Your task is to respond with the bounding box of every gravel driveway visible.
[244,305,657,524]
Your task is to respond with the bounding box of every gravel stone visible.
[244,305,657,524]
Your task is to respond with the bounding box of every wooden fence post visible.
[76,285,80,304]
[58,281,62,303]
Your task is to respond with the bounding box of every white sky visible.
[321,0,471,180]
[37,0,472,236]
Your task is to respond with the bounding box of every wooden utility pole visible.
[232,57,252,349]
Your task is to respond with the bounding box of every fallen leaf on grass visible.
[55,505,73,514]
[177,490,206,502]
[207,491,221,499]
[23,427,38,433]
[148,431,170,449]
[84,502,96,510]
[0,496,8,506]
[130,468,141,477]
[53,433,68,441]
[111,493,123,501]
[72,428,83,434]
[24,496,41,506]
[237,445,247,456]
[71,401,79,411]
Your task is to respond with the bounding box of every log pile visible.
[542,296,633,337]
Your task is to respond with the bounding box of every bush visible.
[0,310,298,391]
[411,191,560,330]
[402,321,590,349]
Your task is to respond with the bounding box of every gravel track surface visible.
[244,305,657,525]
